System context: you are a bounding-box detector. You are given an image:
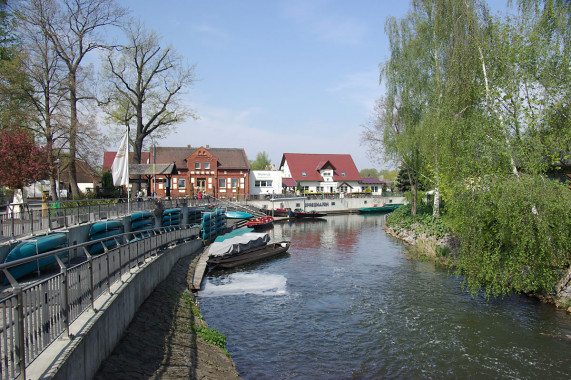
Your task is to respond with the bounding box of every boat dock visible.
[191,246,210,291]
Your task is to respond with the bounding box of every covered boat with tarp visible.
[207,229,289,268]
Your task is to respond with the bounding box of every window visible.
[341,172,346,177]
[219,178,226,188]
[301,171,307,176]
[204,162,210,169]
[178,178,186,188]
[255,180,273,187]
[232,178,239,188]
[340,185,348,192]
[195,162,200,169]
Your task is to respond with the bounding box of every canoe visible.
[3,233,68,283]
[208,241,290,269]
[226,211,253,219]
[163,208,182,215]
[89,220,124,236]
[358,204,403,213]
[131,211,154,222]
[131,218,155,230]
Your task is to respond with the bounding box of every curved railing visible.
[0,224,200,380]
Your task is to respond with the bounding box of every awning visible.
[282,178,297,187]
[129,163,177,176]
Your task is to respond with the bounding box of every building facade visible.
[250,170,283,197]
[279,153,362,194]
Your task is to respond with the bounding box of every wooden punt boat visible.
[207,241,290,268]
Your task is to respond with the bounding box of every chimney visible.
[206,144,210,148]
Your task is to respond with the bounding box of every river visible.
[197,214,571,379]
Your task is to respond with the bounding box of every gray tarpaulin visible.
[208,232,270,257]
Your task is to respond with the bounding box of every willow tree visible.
[103,22,196,192]
[362,13,430,216]
[447,0,571,297]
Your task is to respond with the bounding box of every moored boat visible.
[247,216,274,229]
[358,203,403,213]
[294,209,327,218]
[207,241,290,268]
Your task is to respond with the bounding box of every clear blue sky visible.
[123,0,510,171]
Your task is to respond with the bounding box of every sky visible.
[119,0,510,171]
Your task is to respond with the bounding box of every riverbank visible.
[94,250,241,379]
[383,222,571,314]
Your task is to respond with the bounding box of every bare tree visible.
[15,1,68,200]
[103,21,196,191]
[24,0,127,197]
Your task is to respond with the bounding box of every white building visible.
[250,170,283,197]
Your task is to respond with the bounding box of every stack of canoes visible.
[131,211,154,232]
[162,208,182,229]
[88,220,124,254]
[187,207,203,226]
[3,232,68,284]
[202,208,226,240]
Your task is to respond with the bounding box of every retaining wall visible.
[26,238,202,380]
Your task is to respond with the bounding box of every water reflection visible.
[198,215,571,379]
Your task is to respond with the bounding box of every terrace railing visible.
[0,224,200,380]
[0,197,204,240]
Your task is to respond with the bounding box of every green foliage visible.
[192,325,228,352]
[448,175,571,297]
[359,168,379,179]
[250,151,272,170]
[386,203,451,239]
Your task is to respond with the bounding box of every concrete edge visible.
[26,238,202,380]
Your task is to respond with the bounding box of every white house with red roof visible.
[279,153,362,194]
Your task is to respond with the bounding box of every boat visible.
[358,203,403,213]
[294,209,327,218]
[263,208,289,217]
[246,216,274,229]
[3,233,68,284]
[226,211,253,219]
[207,241,290,268]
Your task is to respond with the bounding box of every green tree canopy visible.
[250,151,272,170]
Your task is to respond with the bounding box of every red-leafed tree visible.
[0,129,53,191]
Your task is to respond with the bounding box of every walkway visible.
[94,249,241,379]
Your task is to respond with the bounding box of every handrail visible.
[0,223,200,380]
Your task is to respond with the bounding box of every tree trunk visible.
[407,168,417,216]
[68,70,80,197]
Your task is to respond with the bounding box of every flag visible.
[111,132,129,186]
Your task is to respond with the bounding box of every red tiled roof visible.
[280,153,362,182]
[102,152,151,172]
[359,177,383,184]
[105,147,249,172]
[282,178,297,187]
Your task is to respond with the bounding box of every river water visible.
[197,215,571,379]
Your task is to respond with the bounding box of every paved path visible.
[94,250,241,379]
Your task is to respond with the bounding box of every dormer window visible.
[302,171,307,176]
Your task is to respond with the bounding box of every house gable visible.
[279,153,362,183]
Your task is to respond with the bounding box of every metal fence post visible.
[14,286,26,380]
[55,255,70,338]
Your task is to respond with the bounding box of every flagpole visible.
[127,126,130,214]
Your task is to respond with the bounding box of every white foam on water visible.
[200,272,288,297]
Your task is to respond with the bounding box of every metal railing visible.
[0,224,200,380]
[0,197,205,240]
